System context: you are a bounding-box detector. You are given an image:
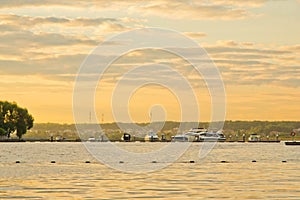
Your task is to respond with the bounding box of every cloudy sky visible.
[0,0,299,123]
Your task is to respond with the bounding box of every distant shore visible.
[0,138,285,143]
[2,121,298,143]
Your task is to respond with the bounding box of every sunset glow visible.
[0,0,299,123]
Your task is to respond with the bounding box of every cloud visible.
[0,0,273,20]
[0,14,127,28]
[184,32,207,38]
[0,14,135,46]
[280,44,300,52]
[0,0,74,8]
[0,24,20,32]
[78,43,300,89]
[96,43,300,89]
[212,0,270,7]
[203,41,300,88]
[136,1,250,20]
[1,37,299,90]
[0,53,87,75]
[0,14,133,61]
[0,12,299,91]
[0,30,97,60]
[205,45,289,55]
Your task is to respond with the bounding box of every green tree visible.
[0,101,34,139]
[0,128,6,136]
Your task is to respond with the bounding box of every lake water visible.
[0,142,299,199]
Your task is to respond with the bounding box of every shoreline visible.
[0,139,286,143]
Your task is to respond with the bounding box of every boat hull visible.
[285,141,300,145]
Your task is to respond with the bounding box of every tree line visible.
[27,120,300,140]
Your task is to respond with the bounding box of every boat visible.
[285,130,299,145]
[184,128,226,142]
[171,134,189,142]
[198,131,226,142]
[87,137,96,142]
[121,133,131,142]
[185,127,207,136]
[285,141,300,145]
[248,134,261,142]
[144,131,159,142]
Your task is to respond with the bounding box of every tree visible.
[0,128,6,136]
[0,101,34,139]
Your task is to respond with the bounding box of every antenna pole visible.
[89,111,91,123]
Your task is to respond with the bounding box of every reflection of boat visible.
[248,134,261,142]
[144,131,159,142]
[184,128,226,142]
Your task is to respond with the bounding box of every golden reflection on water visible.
[0,143,299,199]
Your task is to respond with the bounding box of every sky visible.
[0,0,299,123]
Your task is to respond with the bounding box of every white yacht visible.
[185,127,208,136]
[171,134,189,142]
[184,128,226,142]
[198,131,226,142]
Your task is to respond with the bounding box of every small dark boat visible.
[285,141,300,145]
[248,140,280,143]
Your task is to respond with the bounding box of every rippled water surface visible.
[0,142,299,199]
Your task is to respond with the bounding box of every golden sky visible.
[0,0,299,123]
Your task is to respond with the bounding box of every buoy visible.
[85,161,91,163]
[252,160,257,162]
[16,161,20,163]
[189,160,195,163]
[51,161,56,163]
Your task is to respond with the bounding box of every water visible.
[0,142,299,199]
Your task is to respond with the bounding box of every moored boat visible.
[285,141,300,145]
[144,131,159,142]
[184,128,226,142]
